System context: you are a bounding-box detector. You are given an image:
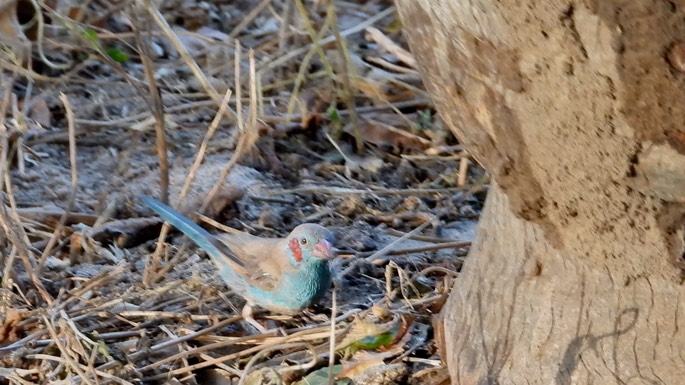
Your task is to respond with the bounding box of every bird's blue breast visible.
[245,260,331,313]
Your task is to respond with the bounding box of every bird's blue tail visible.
[140,195,244,268]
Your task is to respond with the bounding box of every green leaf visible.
[105,48,129,63]
[418,109,433,128]
[82,27,99,48]
[352,332,396,351]
[336,317,403,356]
[327,104,342,124]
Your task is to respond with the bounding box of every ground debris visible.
[0,0,485,383]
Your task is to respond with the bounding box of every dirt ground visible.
[0,1,485,384]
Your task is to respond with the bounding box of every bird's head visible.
[285,223,335,265]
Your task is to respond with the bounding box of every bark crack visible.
[560,3,589,60]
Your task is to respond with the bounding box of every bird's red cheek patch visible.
[288,239,303,262]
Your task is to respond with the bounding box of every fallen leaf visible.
[296,86,334,129]
[0,307,28,344]
[336,315,404,355]
[25,98,51,127]
[338,353,385,379]
[176,185,245,221]
[346,119,430,152]
[371,304,390,319]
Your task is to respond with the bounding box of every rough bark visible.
[397,1,685,384]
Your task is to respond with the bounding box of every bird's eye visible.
[300,237,308,245]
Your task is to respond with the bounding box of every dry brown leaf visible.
[177,184,245,222]
[346,119,430,151]
[26,98,51,127]
[0,307,28,345]
[335,314,401,351]
[162,3,209,31]
[339,354,385,380]
[296,86,334,129]
[66,5,87,22]
[391,314,414,347]
[371,304,390,319]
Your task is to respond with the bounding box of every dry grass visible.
[0,0,486,384]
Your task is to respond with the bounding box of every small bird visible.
[141,196,334,331]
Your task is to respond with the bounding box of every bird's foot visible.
[242,305,268,334]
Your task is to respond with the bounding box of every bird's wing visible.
[141,196,250,276]
[141,196,291,292]
[216,232,296,292]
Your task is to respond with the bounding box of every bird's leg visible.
[242,304,268,333]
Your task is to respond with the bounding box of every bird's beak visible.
[313,239,334,259]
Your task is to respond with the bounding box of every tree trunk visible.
[397,1,685,384]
